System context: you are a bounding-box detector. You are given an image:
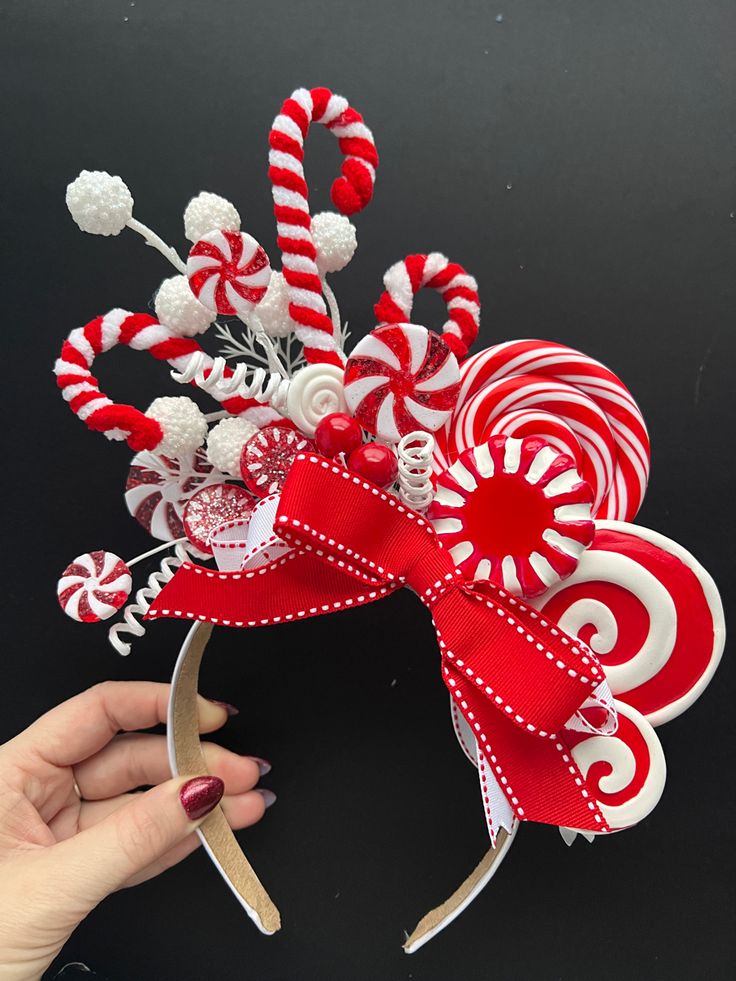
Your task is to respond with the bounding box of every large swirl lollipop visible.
[434,339,651,521]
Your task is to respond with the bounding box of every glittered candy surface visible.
[183,483,255,554]
[240,425,316,498]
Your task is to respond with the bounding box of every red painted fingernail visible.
[247,756,272,776]
[207,699,239,717]
[180,776,224,821]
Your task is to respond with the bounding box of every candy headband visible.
[54,85,725,951]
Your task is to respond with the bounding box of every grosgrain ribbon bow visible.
[150,453,614,833]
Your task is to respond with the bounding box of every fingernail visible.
[207,699,239,717]
[256,788,277,808]
[180,776,225,821]
[247,756,272,776]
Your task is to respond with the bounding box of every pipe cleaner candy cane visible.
[54,309,281,451]
[269,86,378,366]
[434,339,650,521]
[374,253,481,361]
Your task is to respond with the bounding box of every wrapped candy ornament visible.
[53,84,724,953]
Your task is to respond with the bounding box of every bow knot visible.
[405,545,462,608]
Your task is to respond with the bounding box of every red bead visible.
[314,412,363,457]
[347,443,398,487]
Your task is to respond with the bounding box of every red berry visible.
[314,412,363,457]
[347,443,398,487]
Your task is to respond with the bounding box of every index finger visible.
[9,681,230,767]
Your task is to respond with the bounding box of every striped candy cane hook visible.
[374,253,481,361]
[54,309,276,451]
[268,86,378,367]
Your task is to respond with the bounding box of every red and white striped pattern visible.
[54,309,273,452]
[268,86,378,366]
[187,230,271,316]
[374,253,480,361]
[433,340,650,522]
[57,550,132,623]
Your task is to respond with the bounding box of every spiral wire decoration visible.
[108,543,191,655]
[171,352,291,414]
[397,431,436,512]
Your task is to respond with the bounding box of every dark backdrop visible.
[2,1,734,979]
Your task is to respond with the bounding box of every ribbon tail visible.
[148,551,397,626]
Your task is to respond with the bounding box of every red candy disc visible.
[187,229,271,317]
[240,425,316,498]
[183,483,255,554]
[57,550,132,623]
[428,435,594,598]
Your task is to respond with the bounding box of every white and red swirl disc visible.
[57,550,132,623]
[534,522,725,727]
[344,323,460,441]
[428,435,595,598]
[187,230,271,317]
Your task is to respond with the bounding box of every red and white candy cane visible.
[434,339,650,521]
[268,86,378,367]
[54,309,274,451]
[374,253,480,361]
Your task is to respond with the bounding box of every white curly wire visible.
[171,351,291,413]
[108,543,191,656]
[397,431,436,512]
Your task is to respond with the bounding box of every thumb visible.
[49,775,224,907]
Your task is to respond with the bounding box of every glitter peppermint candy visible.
[183,483,256,554]
[239,425,316,498]
[187,229,271,316]
[343,323,460,442]
[57,550,132,623]
[125,448,222,543]
[428,435,595,598]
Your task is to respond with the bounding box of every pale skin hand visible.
[0,681,270,981]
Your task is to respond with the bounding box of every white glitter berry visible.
[184,192,241,243]
[146,396,208,458]
[255,271,297,337]
[154,275,215,337]
[206,417,259,476]
[311,212,357,274]
[66,170,134,236]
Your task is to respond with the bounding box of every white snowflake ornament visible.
[206,417,259,476]
[147,396,207,458]
[184,192,241,243]
[66,170,134,236]
[154,275,215,337]
[312,212,357,274]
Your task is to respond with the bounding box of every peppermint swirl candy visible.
[187,230,271,317]
[533,522,725,727]
[58,550,132,623]
[434,340,650,521]
[286,364,347,437]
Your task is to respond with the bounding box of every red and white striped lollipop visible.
[57,550,132,623]
[434,340,651,522]
[344,323,461,442]
[187,230,271,317]
[564,699,666,830]
[533,521,725,727]
[125,447,220,543]
[428,435,595,597]
[374,253,480,361]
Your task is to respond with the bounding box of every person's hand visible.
[0,681,274,981]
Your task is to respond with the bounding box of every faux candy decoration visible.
[429,435,595,598]
[240,425,316,497]
[434,339,650,521]
[344,323,461,441]
[54,82,723,954]
[183,483,255,554]
[125,449,222,543]
[187,229,271,317]
[58,551,132,623]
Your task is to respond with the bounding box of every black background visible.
[2,1,735,979]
